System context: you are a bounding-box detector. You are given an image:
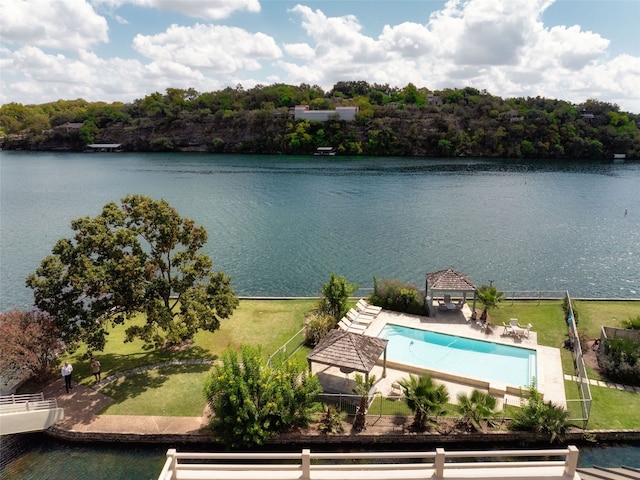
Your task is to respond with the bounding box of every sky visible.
[1,0,639,113]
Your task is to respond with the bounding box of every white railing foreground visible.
[158,445,580,480]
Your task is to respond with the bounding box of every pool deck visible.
[357,306,566,409]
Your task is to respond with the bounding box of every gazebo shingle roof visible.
[426,268,476,291]
[307,330,388,373]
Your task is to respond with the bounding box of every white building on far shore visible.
[294,105,358,121]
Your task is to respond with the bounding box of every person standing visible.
[61,361,73,393]
[90,357,101,382]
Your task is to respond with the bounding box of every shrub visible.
[456,389,498,432]
[203,345,321,448]
[598,336,640,386]
[304,312,334,347]
[369,278,427,315]
[622,315,640,330]
[509,384,570,443]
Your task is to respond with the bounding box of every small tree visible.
[0,310,63,383]
[456,389,498,431]
[318,273,357,322]
[352,373,376,432]
[509,384,570,443]
[203,345,321,448]
[475,284,504,322]
[398,374,449,432]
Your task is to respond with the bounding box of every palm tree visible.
[352,374,376,432]
[475,284,504,322]
[456,389,498,431]
[398,374,449,431]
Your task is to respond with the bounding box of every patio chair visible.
[502,322,515,336]
[356,299,382,316]
[509,318,520,328]
[341,317,367,333]
[514,323,533,339]
[347,308,373,325]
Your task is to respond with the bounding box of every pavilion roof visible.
[426,268,476,291]
[307,330,388,373]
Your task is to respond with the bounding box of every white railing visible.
[0,393,58,414]
[158,446,580,480]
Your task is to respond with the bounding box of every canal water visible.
[1,152,639,477]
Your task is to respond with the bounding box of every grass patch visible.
[98,364,214,416]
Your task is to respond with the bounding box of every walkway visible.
[563,374,640,393]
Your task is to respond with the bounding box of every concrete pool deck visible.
[353,306,566,409]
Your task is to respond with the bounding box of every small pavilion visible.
[307,330,388,393]
[425,268,477,316]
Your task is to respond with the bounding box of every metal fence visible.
[267,327,306,367]
[564,291,592,428]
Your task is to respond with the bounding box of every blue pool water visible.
[378,325,537,387]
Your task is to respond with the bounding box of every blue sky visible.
[1,0,639,112]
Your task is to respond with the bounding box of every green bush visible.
[304,312,334,347]
[509,384,569,443]
[203,345,321,448]
[622,315,640,330]
[598,336,640,386]
[369,278,427,315]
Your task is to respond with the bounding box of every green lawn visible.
[43,298,639,429]
[98,363,214,416]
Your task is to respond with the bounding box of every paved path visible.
[563,374,640,393]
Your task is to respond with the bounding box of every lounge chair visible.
[347,308,373,326]
[340,317,367,333]
[356,299,382,316]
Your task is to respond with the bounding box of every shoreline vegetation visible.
[21,298,640,438]
[1,82,639,159]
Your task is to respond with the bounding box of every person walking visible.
[61,361,73,393]
[90,357,101,382]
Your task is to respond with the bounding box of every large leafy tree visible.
[0,309,64,382]
[203,345,321,448]
[26,194,238,351]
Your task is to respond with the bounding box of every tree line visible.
[1,81,639,159]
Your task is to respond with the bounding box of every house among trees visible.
[54,122,84,132]
[499,109,524,122]
[294,105,358,121]
[427,94,443,106]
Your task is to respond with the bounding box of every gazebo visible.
[425,268,477,316]
[307,330,388,393]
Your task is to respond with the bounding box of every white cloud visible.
[132,23,282,74]
[0,0,639,113]
[0,0,109,50]
[92,0,260,20]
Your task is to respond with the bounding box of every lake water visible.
[1,152,639,476]
[1,152,639,311]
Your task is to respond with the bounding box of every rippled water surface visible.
[2,152,638,309]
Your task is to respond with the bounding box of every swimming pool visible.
[378,324,537,387]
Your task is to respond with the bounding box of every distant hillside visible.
[1,82,639,159]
